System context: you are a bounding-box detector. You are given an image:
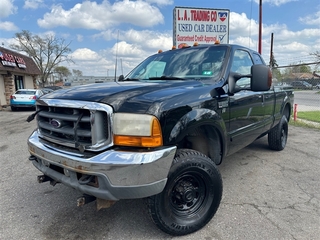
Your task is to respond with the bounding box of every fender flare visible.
[167,108,228,161]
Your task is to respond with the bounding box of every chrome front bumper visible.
[28,130,176,200]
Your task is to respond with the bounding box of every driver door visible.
[227,49,265,154]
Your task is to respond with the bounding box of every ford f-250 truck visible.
[27,43,293,236]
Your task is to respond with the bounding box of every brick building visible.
[0,46,41,107]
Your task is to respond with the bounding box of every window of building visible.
[14,75,24,90]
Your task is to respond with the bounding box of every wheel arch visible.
[166,108,227,165]
[283,103,291,122]
[282,90,294,122]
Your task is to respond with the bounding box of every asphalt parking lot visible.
[0,108,319,240]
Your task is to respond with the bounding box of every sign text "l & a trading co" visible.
[173,7,230,46]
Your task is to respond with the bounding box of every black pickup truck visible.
[28,43,293,236]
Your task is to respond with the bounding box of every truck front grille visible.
[36,99,113,152]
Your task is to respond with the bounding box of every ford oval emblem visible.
[50,119,61,128]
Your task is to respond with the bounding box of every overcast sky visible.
[0,0,319,77]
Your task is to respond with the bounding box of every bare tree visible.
[10,30,73,87]
[310,51,320,68]
[310,51,320,59]
[269,53,278,68]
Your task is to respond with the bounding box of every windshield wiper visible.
[149,76,185,80]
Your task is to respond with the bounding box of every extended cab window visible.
[231,50,253,89]
[252,52,265,64]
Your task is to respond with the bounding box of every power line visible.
[274,55,318,67]
[273,61,320,69]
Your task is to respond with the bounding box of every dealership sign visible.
[0,51,27,69]
[173,7,230,47]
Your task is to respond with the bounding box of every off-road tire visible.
[146,149,223,236]
[268,115,288,151]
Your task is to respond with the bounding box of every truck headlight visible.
[113,113,163,147]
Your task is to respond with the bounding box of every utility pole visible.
[269,33,274,67]
[258,0,262,54]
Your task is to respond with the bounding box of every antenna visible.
[114,30,119,82]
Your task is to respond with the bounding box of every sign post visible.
[173,7,230,47]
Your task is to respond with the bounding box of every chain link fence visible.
[272,61,320,112]
[271,61,320,128]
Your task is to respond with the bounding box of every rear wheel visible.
[147,149,222,236]
[268,115,288,151]
[11,106,17,111]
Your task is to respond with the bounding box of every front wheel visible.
[268,115,288,151]
[146,149,223,236]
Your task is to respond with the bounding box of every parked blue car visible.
[10,89,44,111]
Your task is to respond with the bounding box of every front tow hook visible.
[37,175,58,186]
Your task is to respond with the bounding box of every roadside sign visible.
[173,7,230,47]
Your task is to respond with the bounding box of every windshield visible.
[125,45,227,81]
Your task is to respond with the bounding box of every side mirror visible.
[251,64,272,91]
[118,75,124,81]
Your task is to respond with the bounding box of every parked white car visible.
[10,89,44,111]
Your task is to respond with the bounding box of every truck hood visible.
[43,80,219,113]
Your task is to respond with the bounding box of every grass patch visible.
[297,111,320,123]
[289,119,320,130]
[289,111,320,129]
